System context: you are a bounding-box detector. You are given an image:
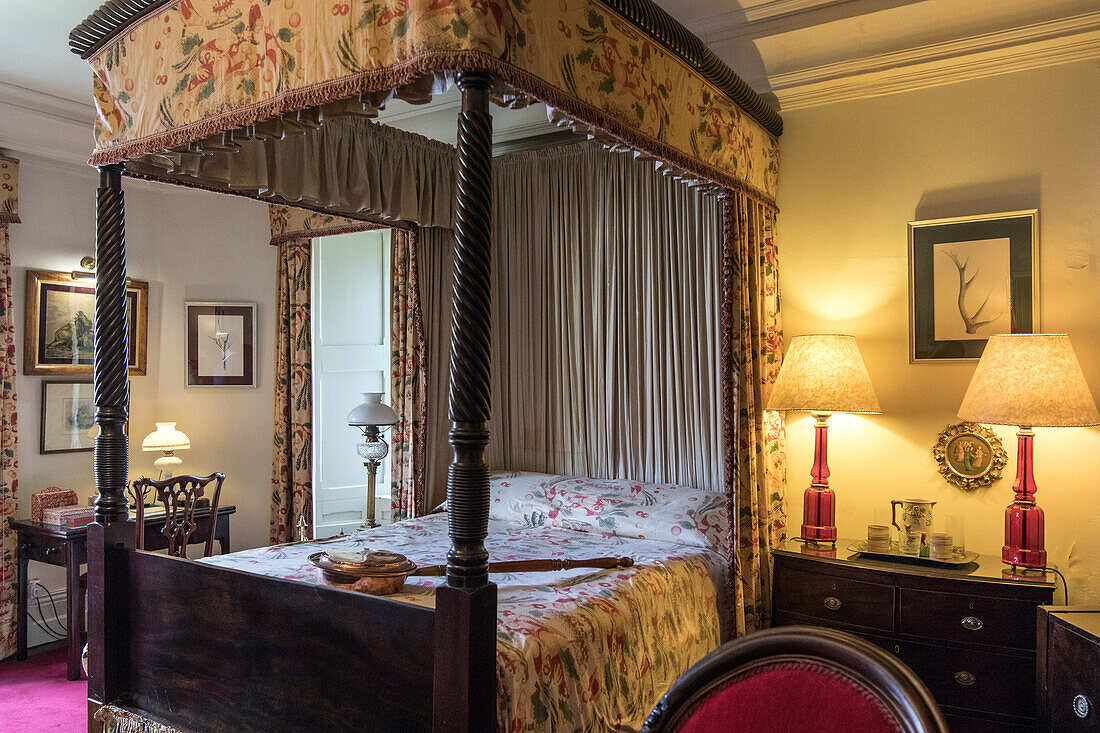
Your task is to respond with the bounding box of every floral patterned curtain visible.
[270,239,313,544]
[722,192,787,636]
[390,229,427,520]
[0,156,20,660]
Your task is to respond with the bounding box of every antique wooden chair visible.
[642,626,949,733]
[133,473,226,558]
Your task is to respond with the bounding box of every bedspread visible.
[201,514,726,732]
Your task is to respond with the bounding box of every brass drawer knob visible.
[954,671,976,686]
[1074,694,1091,719]
[823,596,842,611]
[960,616,983,631]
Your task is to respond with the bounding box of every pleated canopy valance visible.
[72,0,782,203]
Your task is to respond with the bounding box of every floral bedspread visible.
[201,513,726,732]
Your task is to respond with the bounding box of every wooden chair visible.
[641,626,949,733]
[133,473,225,558]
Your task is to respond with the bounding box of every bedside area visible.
[772,539,1055,732]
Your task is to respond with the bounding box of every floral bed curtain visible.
[390,229,427,520]
[723,192,787,635]
[270,237,313,544]
[0,157,20,660]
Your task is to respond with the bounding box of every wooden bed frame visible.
[66,2,783,731]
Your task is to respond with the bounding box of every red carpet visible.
[0,647,87,732]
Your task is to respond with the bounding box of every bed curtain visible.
[0,157,19,660]
[724,194,788,635]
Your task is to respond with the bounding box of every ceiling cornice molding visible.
[0,81,95,125]
[768,10,1100,111]
[691,0,859,42]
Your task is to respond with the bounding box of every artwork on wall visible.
[25,270,149,376]
[908,210,1038,362]
[40,380,95,454]
[932,421,1008,491]
[186,302,256,387]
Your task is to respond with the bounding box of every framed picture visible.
[932,421,1008,491]
[908,210,1038,362]
[40,380,95,454]
[24,269,148,376]
[186,302,256,387]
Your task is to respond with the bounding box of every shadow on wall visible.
[914,177,1040,221]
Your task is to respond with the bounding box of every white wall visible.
[777,58,1100,602]
[10,156,272,613]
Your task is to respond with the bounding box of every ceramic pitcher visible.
[891,499,936,556]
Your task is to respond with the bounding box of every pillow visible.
[486,471,563,528]
[545,477,728,554]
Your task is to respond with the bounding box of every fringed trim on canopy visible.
[269,204,388,247]
[74,0,780,201]
[0,158,18,225]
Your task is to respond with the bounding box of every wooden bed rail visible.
[116,551,436,731]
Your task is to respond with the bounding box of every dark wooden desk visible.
[773,538,1055,732]
[8,505,235,680]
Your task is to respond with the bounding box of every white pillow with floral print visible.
[545,477,728,555]
[484,471,565,529]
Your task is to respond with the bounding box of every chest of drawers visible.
[772,539,1055,732]
[1037,607,1100,732]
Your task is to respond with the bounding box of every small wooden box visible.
[42,505,95,528]
[30,487,78,522]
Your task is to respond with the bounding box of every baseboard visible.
[27,585,68,649]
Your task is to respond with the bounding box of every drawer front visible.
[1046,623,1100,732]
[774,565,895,631]
[900,640,1034,719]
[19,538,68,566]
[943,711,1033,733]
[899,588,1038,649]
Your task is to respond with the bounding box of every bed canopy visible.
[68,2,783,731]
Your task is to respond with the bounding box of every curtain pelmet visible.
[270,239,313,544]
[724,194,787,635]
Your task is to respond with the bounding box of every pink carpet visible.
[0,647,87,732]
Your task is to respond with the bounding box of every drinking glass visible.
[945,515,966,555]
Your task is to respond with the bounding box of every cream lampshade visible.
[958,334,1099,568]
[767,335,881,543]
[347,392,399,530]
[141,422,191,477]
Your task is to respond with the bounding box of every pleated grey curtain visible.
[418,226,456,510]
[418,143,724,509]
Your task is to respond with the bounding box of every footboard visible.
[103,548,436,732]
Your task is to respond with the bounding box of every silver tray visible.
[847,540,978,566]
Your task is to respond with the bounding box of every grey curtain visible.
[127,117,456,228]
[418,143,725,509]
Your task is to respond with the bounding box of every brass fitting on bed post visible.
[92,163,130,526]
[446,71,494,590]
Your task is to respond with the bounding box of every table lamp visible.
[141,422,191,479]
[347,392,399,529]
[766,335,881,543]
[958,334,1099,569]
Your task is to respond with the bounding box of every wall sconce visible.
[71,256,96,281]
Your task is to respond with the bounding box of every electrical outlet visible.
[30,581,44,599]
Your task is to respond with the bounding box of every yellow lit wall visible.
[777,58,1100,603]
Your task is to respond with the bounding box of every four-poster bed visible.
[67,1,783,731]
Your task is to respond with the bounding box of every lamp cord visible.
[1044,566,1070,605]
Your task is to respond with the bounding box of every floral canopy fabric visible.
[76,0,780,206]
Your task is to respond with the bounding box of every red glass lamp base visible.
[800,484,837,543]
[1003,500,1046,568]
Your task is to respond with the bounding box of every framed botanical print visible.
[908,210,1038,362]
[40,380,95,454]
[186,302,256,387]
[24,269,148,376]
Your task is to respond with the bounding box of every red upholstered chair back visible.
[642,626,948,733]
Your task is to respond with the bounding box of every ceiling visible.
[1,0,1097,155]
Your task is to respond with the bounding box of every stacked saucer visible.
[929,532,954,560]
[866,524,891,553]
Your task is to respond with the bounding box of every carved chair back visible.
[641,626,949,733]
[133,473,225,558]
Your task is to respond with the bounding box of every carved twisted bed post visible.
[432,70,498,732]
[86,163,134,728]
